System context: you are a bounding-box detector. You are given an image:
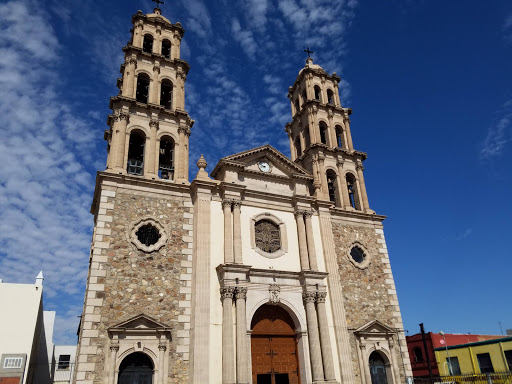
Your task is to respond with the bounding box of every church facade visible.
[74,6,412,384]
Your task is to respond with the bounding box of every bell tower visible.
[105,6,193,182]
[285,56,373,213]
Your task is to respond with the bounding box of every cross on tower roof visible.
[304,47,314,58]
[153,0,165,9]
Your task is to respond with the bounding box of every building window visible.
[136,224,161,246]
[477,353,494,374]
[350,246,365,263]
[413,347,424,362]
[58,355,71,370]
[160,79,173,109]
[158,136,174,179]
[127,130,145,175]
[143,34,153,53]
[161,39,171,58]
[295,137,302,157]
[326,170,337,205]
[136,73,150,103]
[346,173,360,210]
[504,350,512,371]
[314,85,321,101]
[447,356,461,375]
[335,125,344,148]
[348,242,371,269]
[327,89,334,104]
[3,357,23,369]
[254,219,281,254]
[319,122,328,145]
[130,218,167,253]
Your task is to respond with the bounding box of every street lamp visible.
[439,331,453,376]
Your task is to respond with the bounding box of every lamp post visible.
[439,331,453,376]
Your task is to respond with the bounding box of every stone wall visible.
[75,182,193,384]
[332,221,410,383]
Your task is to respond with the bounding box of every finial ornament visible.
[304,47,314,58]
[195,154,209,180]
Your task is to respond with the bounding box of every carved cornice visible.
[356,160,364,172]
[178,126,191,137]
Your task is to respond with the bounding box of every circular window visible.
[350,246,365,263]
[347,242,371,269]
[255,220,281,253]
[129,218,167,253]
[136,224,161,246]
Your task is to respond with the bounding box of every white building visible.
[0,273,54,384]
[52,345,76,384]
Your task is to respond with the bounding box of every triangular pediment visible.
[109,313,170,331]
[354,320,395,335]
[211,145,312,181]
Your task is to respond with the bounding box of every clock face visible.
[258,161,271,173]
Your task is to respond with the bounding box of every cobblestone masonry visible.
[75,185,193,384]
[332,222,411,383]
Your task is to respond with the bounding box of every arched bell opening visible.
[319,122,328,145]
[161,39,171,58]
[142,34,153,53]
[158,136,174,180]
[118,352,154,384]
[136,73,150,104]
[369,351,394,384]
[326,169,338,205]
[250,304,301,384]
[127,130,145,175]
[346,172,361,210]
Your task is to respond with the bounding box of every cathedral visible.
[74,5,412,384]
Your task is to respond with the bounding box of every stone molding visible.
[128,217,168,253]
[220,286,235,299]
[347,241,371,270]
[235,286,248,300]
[250,212,288,259]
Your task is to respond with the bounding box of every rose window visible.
[254,219,281,253]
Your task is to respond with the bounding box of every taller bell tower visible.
[105,6,193,182]
[285,57,373,213]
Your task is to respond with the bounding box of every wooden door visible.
[251,336,299,384]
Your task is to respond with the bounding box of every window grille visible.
[350,246,365,263]
[3,357,23,369]
[136,224,161,246]
[127,159,144,175]
[254,220,281,253]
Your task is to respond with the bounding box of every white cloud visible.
[181,0,212,38]
[245,0,268,31]
[232,18,258,60]
[0,1,97,341]
[480,100,512,159]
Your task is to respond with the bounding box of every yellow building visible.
[434,336,512,376]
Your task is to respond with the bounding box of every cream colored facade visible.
[74,6,412,384]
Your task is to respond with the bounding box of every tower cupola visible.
[104,7,194,183]
[285,56,373,213]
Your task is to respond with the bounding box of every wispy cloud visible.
[504,14,512,42]
[0,0,98,344]
[232,18,258,60]
[456,228,473,240]
[480,100,512,159]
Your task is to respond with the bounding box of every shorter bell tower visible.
[105,6,194,183]
[285,57,373,213]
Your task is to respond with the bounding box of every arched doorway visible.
[251,304,300,384]
[369,351,389,384]
[118,352,153,384]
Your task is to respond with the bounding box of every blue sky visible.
[0,0,510,345]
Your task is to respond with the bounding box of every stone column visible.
[327,110,336,147]
[133,21,143,47]
[223,200,234,264]
[233,200,243,264]
[177,70,186,110]
[294,210,310,270]
[287,132,296,160]
[336,159,351,209]
[303,291,324,382]
[122,56,137,98]
[158,342,167,384]
[173,31,182,60]
[236,287,249,384]
[155,26,162,55]
[221,287,236,384]
[179,127,190,181]
[115,113,129,171]
[108,343,119,384]
[356,161,371,212]
[304,211,318,271]
[176,127,186,181]
[317,292,336,381]
[307,110,317,144]
[388,337,401,384]
[359,343,371,384]
[151,64,160,104]
[334,81,341,106]
[146,119,158,177]
[312,106,319,143]
[344,116,354,151]
[318,154,328,199]
[312,159,322,197]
